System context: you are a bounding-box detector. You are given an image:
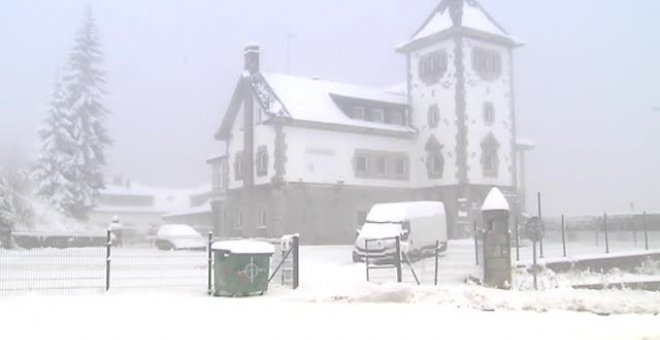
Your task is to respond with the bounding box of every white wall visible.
[463,38,515,187]
[283,126,415,188]
[408,39,459,188]
[227,101,244,190]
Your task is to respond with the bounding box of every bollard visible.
[365,239,370,282]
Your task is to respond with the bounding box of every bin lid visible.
[211,240,275,255]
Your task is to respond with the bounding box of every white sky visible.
[0,0,659,216]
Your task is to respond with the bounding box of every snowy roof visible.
[216,72,414,139]
[96,182,209,214]
[162,199,212,219]
[398,0,522,51]
[366,201,445,223]
[262,73,411,131]
[211,240,275,254]
[481,187,510,211]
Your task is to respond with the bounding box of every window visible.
[376,156,387,174]
[234,152,243,180]
[256,107,263,124]
[394,158,406,176]
[256,146,268,177]
[472,48,502,81]
[351,105,365,120]
[481,133,500,177]
[259,210,267,227]
[428,105,440,128]
[385,110,405,126]
[355,155,368,174]
[427,153,444,178]
[370,108,385,123]
[235,211,243,230]
[418,50,448,85]
[483,102,495,125]
[354,150,409,180]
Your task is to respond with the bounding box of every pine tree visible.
[63,8,111,220]
[34,76,76,215]
[34,8,110,221]
[0,174,15,228]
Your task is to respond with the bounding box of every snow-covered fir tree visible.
[34,9,110,221]
[34,76,76,215]
[0,174,15,228]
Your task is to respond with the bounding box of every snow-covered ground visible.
[1,240,660,339]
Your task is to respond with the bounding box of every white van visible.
[352,201,448,263]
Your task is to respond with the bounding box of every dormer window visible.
[351,105,365,120]
[366,108,385,123]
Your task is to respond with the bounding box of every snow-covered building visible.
[211,0,531,243]
[89,177,212,235]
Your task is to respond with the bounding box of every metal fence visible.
[0,231,299,295]
[512,212,660,262]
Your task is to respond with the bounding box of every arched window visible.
[481,134,500,178]
[256,146,268,177]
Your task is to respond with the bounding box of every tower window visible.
[481,133,500,178]
[472,48,502,81]
[428,105,440,128]
[419,50,448,85]
[483,102,495,125]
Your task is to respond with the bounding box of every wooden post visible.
[292,235,299,289]
[532,240,538,290]
[105,229,112,292]
[207,232,213,295]
[561,214,566,257]
[365,239,370,282]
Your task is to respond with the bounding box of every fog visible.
[1,0,659,216]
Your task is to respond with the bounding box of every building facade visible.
[210,0,529,244]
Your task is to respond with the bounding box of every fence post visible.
[365,239,370,282]
[561,214,566,257]
[537,192,544,258]
[394,236,402,283]
[105,228,111,292]
[292,235,299,289]
[207,232,213,295]
[473,221,479,266]
[604,213,609,254]
[434,240,439,286]
[515,215,520,262]
[643,211,649,251]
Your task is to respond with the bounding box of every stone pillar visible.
[481,187,512,289]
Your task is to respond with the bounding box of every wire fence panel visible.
[0,233,106,295]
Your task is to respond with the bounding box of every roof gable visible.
[399,0,521,50]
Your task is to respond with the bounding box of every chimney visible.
[244,43,260,74]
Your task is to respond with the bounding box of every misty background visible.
[0,0,658,216]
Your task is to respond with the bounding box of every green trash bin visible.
[212,240,275,297]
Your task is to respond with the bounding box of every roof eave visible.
[396,27,523,53]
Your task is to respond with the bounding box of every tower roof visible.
[398,0,522,52]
